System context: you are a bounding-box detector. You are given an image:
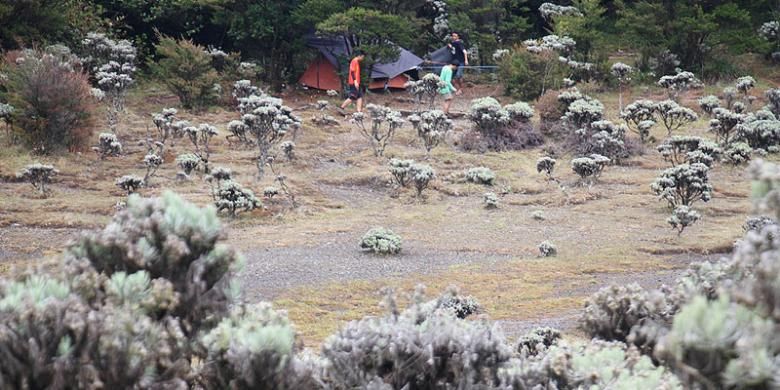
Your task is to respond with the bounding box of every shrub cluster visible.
[235,94,300,178]
[405,73,446,110]
[463,97,542,152]
[408,109,452,154]
[465,167,496,185]
[16,163,58,196]
[359,227,402,255]
[351,104,404,157]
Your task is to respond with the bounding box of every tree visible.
[317,7,415,83]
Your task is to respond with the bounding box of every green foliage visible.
[148,36,220,110]
[0,0,108,50]
[317,7,414,74]
[498,47,567,100]
[359,227,402,255]
[466,166,496,185]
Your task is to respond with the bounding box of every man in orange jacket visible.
[340,51,365,113]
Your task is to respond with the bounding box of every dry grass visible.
[0,80,762,347]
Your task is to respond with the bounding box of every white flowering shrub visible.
[263,186,279,199]
[408,109,451,154]
[359,228,402,255]
[409,163,435,197]
[17,163,58,196]
[651,163,712,208]
[583,120,629,163]
[722,142,752,165]
[176,153,200,175]
[668,205,700,235]
[735,76,755,100]
[571,154,609,185]
[708,107,743,146]
[82,33,137,133]
[205,167,232,197]
[536,156,556,180]
[227,119,251,145]
[611,62,633,110]
[405,73,446,110]
[563,97,604,128]
[722,86,737,110]
[697,95,720,116]
[581,283,670,344]
[237,94,300,177]
[539,2,581,20]
[465,97,542,151]
[232,79,258,100]
[735,114,780,152]
[92,132,122,159]
[656,136,721,167]
[280,140,295,161]
[389,158,414,187]
[142,153,163,184]
[465,167,496,185]
[352,104,404,157]
[152,107,181,146]
[538,241,557,257]
[763,89,780,118]
[654,100,698,136]
[184,123,218,173]
[115,175,143,195]
[657,71,702,101]
[483,192,499,209]
[265,156,299,209]
[759,21,780,60]
[0,102,15,141]
[620,99,657,143]
[214,180,260,217]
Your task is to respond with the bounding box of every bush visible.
[538,241,557,257]
[214,180,260,217]
[483,192,499,209]
[351,104,403,157]
[409,163,435,197]
[464,97,542,152]
[148,36,220,110]
[359,228,402,255]
[498,46,567,100]
[16,163,58,196]
[735,114,780,152]
[651,163,712,208]
[280,140,295,161]
[656,136,721,167]
[92,133,122,159]
[405,73,446,110]
[236,94,300,178]
[2,48,95,152]
[708,107,743,146]
[654,100,698,136]
[184,123,218,173]
[668,205,700,236]
[535,89,566,134]
[571,154,609,185]
[621,99,657,143]
[465,167,496,185]
[722,142,752,165]
[176,153,201,175]
[115,175,143,195]
[697,95,720,116]
[84,33,137,133]
[408,110,451,154]
[388,158,414,187]
[536,156,556,180]
[516,327,561,357]
[581,283,670,344]
[657,71,702,101]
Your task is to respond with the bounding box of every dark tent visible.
[298,35,423,91]
[427,45,455,65]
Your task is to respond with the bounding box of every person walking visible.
[448,32,468,95]
[340,51,365,113]
[439,61,458,114]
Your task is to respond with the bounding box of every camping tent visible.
[298,35,423,91]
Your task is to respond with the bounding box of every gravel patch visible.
[238,234,514,301]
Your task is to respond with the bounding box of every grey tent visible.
[299,35,423,90]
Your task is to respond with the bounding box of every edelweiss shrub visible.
[408,109,451,154]
[765,89,780,116]
[465,167,496,185]
[237,94,300,177]
[563,98,604,129]
[611,62,633,110]
[227,120,251,145]
[735,76,756,100]
[405,73,446,110]
[17,163,58,196]
[409,163,435,197]
[142,153,163,184]
[83,33,137,133]
[536,156,556,180]
[516,327,561,357]
[656,136,721,167]
[184,123,218,173]
[582,120,629,163]
[152,107,182,146]
[214,180,260,217]
[581,283,670,344]
[322,288,511,388]
[722,142,752,165]
[736,115,780,152]
[651,163,712,208]
[359,228,402,255]
[621,99,656,143]
[115,175,143,195]
[538,241,557,257]
[743,216,776,233]
[388,158,414,187]
[708,107,743,146]
[654,100,698,136]
[263,186,279,199]
[280,140,295,161]
[657,71,702,101]
[668,205,700,236]
[732,100,746,114]
[352,104,403,157]
[465,97,542,151]
[697,95,720,116]
[93,132,122,159]
[232,79,258,100]
[571,154,609,185]
[483,192,499,209]
[176,153,200,175]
